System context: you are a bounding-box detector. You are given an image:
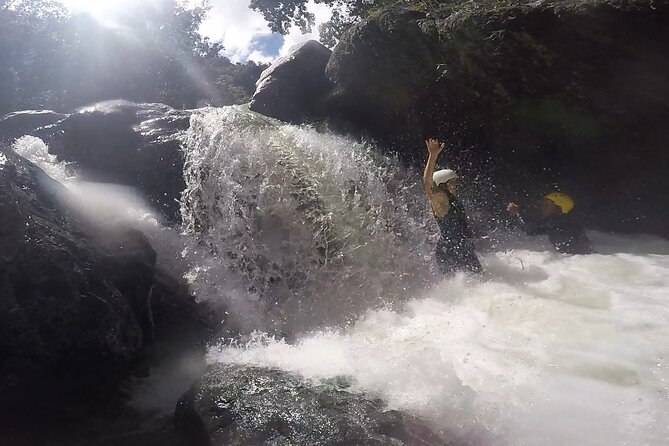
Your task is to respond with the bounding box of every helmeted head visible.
[542,192,574,216]
[433,169,460,194]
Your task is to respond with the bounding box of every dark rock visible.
[250,40,333,122]
[325,7,441,147]
[0,145,213,435]
[0,146,145,395]
[145,268,217,358]
[45,100,192,222]
[175,364,451,446]
[0,109,69,144]
[325,1,669,237]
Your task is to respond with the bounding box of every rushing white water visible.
[207,233,669,445]
[180,106,437,332]
[11,108,669,445]
[178,107,669,444]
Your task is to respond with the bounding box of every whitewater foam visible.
[180,106,436,332]
[208,233,669,446]
[11,111,669,446]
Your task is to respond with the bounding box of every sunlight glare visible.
[59,0,135,21]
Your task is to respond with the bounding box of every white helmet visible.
[433,169,458,185]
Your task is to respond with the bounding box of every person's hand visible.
[507,202,520,217]
[425,138,444,156]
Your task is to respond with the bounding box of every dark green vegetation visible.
[251,0,402,46]
[0,0,264,116]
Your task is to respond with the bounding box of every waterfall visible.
[207,233,669,446]
[11,105,668,446]
[180,105,438,333]
[181,107,669,446]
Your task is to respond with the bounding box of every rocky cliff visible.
[329,0,669,235]
[255,0,669,236]
[0,145,212,444]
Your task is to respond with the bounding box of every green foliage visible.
[249,0,380,44]
[0,0,265,115]
[250,0,319,34]
[250,0,552,45]
[250,0,449,46]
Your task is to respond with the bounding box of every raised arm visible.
[423,139,452,217]
[423,138,444,202]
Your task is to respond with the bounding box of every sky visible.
[58,0,332,64]
[200,0,332,63]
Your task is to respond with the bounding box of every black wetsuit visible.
[517,214,591,254]
[434,194,482,274]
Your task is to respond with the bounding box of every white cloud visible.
[202,0,332,63]
[57,0,331,63]
[246,50,276,65]
[278,2,332,56]
[200,0,273,63]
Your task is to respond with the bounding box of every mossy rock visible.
[175,364,452,446]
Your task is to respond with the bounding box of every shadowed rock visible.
[250,40,333,123]
[176,364,452,446]
[0,145,213,440]
[1,146,145,393]
[44,100,192,223]
[0,109,68,144]
[323,0,669,237]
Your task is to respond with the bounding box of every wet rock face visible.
[0,146,212,411]
[325,1,669,236]
[0,147,148,395]
[175,364,449,446]
[250,40,333,123]
[0,109,68,144]
[45,100,192,222]
[326,8,441,147]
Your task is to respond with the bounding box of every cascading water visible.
[179,107,669,445]
[11,105,669,445]
[207,233,669,446]
[180,105,438,333]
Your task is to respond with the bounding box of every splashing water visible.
[177,106,669,444]
[12,135,75,183]
[180,105,437,332]
[10,107,669,445]
[208,232,669,445]
[11,135,185,272]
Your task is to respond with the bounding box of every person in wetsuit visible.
[423,138,482,275]
[507,193,591,254]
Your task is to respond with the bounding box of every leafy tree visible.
[249,0,406,46]
[0,0,265,115]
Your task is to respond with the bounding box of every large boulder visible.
[44,100,192,222]
[325,1,669,236]
[326,8,441,146]
[1,146,145,393]
[0,145,212,424]
[0,109,69,144]
[175,364,450,446]
[250,40,333,122]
